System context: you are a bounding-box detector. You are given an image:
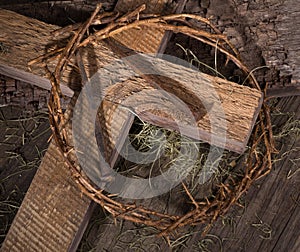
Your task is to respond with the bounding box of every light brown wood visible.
[103,59,263,153]
[0,9,74,97]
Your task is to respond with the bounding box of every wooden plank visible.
[82,2,300,246]
[101,0,187,166]
[266,85,300,98]
[92,97,300,252]
[101,50,263,153]
[74,1,187,248]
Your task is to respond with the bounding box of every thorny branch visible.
[29,4,275,239]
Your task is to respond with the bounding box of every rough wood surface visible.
[85,97,300,252]
[87,1,300,250]
[246,0,300,87]
[102,53,263,153]
[0,9,74,97]
[0,6,262,250]
[0,74,50,110]
[1,1,298,251]
[210,0,300,88]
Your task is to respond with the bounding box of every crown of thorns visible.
[30,4,276,239]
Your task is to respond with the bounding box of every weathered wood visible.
[265,0,300,86]
[89,0,300,250]
[217,0,300,87]
[89,99,300,252]
[0,8,263,153]
[0,7,263,250]
[101,51,263,153]
[101,0,187,166]
[266,85,300,99]
[0,9,74,97]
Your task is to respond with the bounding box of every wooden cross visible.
[1,1,263,250]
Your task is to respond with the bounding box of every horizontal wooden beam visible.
[0,8,263,153]
[101,49,263,153]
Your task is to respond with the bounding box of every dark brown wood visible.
[0,64,74,97]
[221,0,300,87]
[0,1,104,26]
[157,0,188,54]
[0,74,55,110]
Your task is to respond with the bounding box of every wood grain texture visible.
[0,9,74,96]
[93,98,300,252]
[112,0,174,53]
[0,2,177,250]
